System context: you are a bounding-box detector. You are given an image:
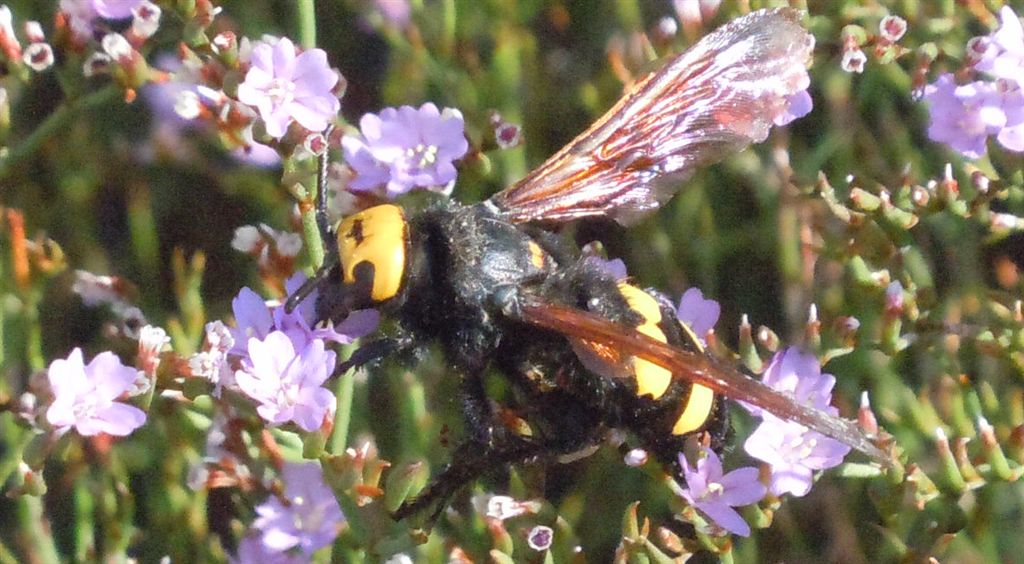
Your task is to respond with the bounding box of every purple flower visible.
[92,0,142,19]
[741,347,851,497]
[995,80,1024,152]
[527,525,554,551]
[773,89,813,126]
[46,348,147,437]
[60,0,142,40]
[234,332,337,431]
[229,273,379,357]
[971,7,1024,87]
[923,74,1007,158]
[341,103,469,197]
[743,347,836,418]
[237,37,341,139]
[233,533,306,564]
[676,287,720,343]
[584,255,628,280]
[252,462,344,554]
[744,416,851,497]
[676,448,766,537]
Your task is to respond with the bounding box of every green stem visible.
[300,199,325,269]
[442,0,456,55]
[0,537,17,564]
[330,348,356,454]
[12,496,60,563]
[0,86,120,181]
[23,292,43,372]
[296,0,317,49]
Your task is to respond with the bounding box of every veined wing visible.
[489,8,814,225]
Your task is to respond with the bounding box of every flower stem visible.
[296,0,318,49]
[13,496,60,563]
[0,85,120,181]
[330,345,356,453]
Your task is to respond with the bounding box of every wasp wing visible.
[488,8,814,226]
[517,296,887,462]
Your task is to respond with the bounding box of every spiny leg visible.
[392,437,549,526]
[315,124,335,247]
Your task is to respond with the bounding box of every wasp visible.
[288,7,885,525]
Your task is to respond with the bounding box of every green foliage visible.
[2,0,1024,562]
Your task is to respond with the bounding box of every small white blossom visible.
[274,231,303,257]
[231,225,261,253]
[23,21,44,43]
[101,33,133,60]
[173,90,202,120]
[23,43,54,71]
[73,270,123,307]
[131,1,160,38]
[83,52,112,77]
[841,48,867,73]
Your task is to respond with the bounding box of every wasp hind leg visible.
[392,436,548,527]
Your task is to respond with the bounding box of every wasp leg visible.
[336,336,415,375]
[284,261,336,313]
[392,436,547,526]
[460,368,496,446]
[286,138,338,314]
[315,125,335,246]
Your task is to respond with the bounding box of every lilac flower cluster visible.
[676,347,853,536]
[923,7,1024,157]
[46,348,147,437]
[676,448,766,536]
[236,462,345,561]
[342,103,470,197]
[237,37,341,140]
[223,274,379,432]
[743,347,852,497]
[61,0,142,40]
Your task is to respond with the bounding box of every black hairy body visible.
[317,199,729,522]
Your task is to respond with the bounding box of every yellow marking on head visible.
[617,283,672,399]
[336,204,407,302]
[672,318,715,435]
[528,241,547,270]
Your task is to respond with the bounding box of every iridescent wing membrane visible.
[488,8,814,226]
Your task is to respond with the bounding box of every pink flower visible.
[676,448,766,536]
[237,37,341,139]
[342,103,469,197]
[234,332,337,432]
[46,348,147,436]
